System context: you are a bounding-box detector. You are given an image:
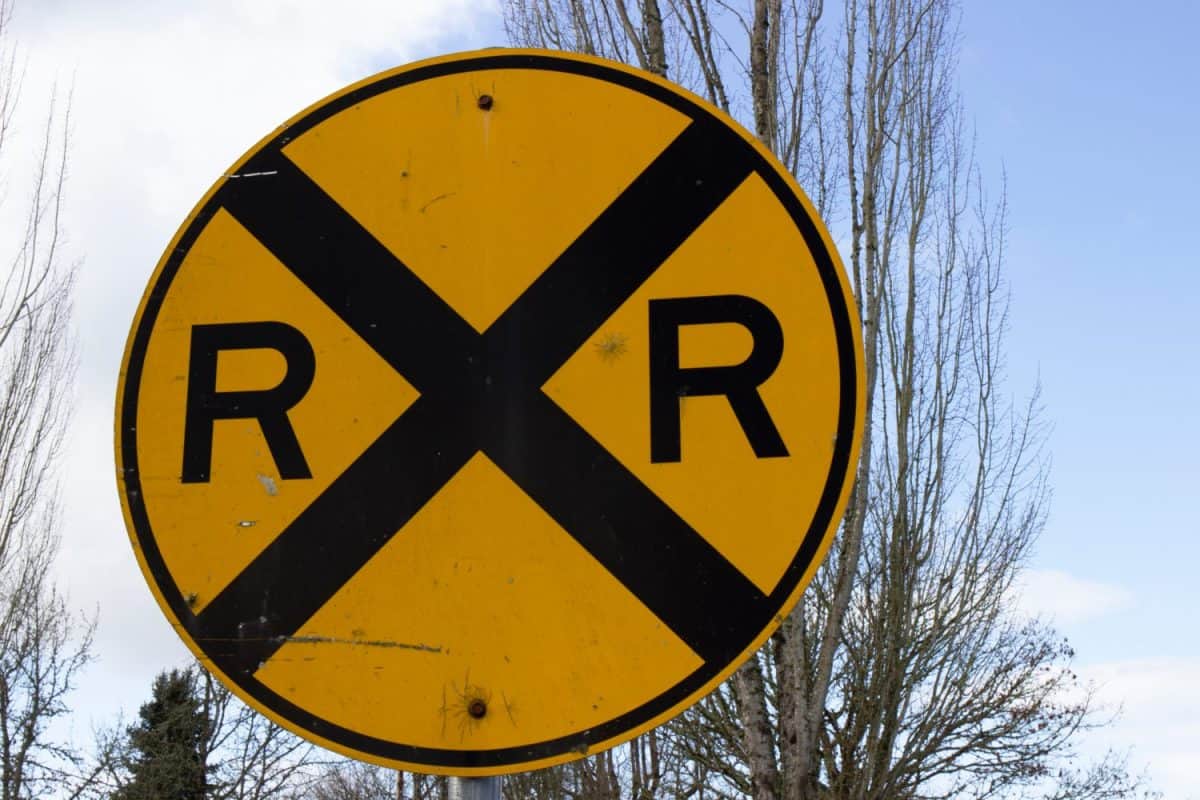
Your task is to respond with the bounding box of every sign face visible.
[116,50,864,774]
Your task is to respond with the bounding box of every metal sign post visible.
[448,776,503,800]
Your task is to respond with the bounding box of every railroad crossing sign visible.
[116,49,864,775]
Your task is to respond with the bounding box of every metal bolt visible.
[477,94,494,111]
[468,699,487,719]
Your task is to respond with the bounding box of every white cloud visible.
[1012,568,1133,625]
[1081,658,1200,800]
[1002,572,1191,797]
[5,0,500,739]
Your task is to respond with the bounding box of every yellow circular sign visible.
[116,49,864,775]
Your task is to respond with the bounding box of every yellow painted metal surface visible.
[136,209,419,613]
[255,452,703,749]
[115,49,864,775]
[283,68,689,333]
[545,174,839,596]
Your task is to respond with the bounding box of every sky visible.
[7,0,1198,796]
[958,3,1200,793]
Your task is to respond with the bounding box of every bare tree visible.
[502,2,1151,799]
[0,0,96,797]
[500,729,676,800]
[197,669,330,800]
[307,761,396,800]
[307,760,447,800]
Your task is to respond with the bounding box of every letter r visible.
[181,321,315,483]
[649,295,788,463]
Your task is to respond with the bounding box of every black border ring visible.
[117,51,860,771]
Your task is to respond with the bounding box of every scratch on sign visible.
[419,192,456,214]
[282,634,442,653]
[226,170,279,179]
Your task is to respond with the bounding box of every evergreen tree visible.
[113,668,208,800]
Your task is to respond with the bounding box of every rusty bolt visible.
[477,94,494,111]
[468,699,488,719]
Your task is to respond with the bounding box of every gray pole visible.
[448,777,503,800]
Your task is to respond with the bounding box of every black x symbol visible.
[192,117,775,678]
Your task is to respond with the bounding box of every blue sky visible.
[958,4,1200,789]
[10,0,1198,795]
[961,0,1199,659]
